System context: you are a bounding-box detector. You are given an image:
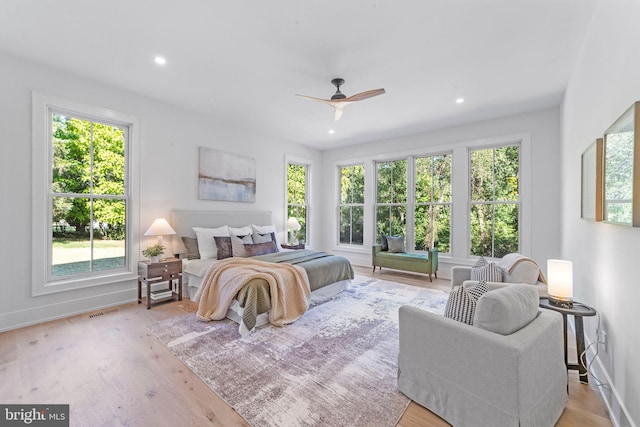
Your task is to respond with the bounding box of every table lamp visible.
[547,259,573,308]
[144,218,176,246]
[287,217,301,245]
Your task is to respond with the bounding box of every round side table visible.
[539,298,596,383]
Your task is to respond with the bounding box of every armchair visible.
[451,253,548,297]
[398,283,567,427]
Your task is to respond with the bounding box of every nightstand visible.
[138,258,182,309]
[281,243,305,250]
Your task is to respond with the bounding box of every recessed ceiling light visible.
[456,98,464,104]
[329,129,335,134]
[154,56,167,65]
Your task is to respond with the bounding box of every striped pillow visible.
[471,257,503,282]
[444,280,490,325]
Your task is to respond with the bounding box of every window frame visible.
[337,163,365,246]
[374,157,409,245]
[285,155,311,246]
[32,92,140,296]
[413,152,452,254]
[467,142,521,258]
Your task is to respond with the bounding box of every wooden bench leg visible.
[428,274,432,282]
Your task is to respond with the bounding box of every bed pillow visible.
[181,236,200,260]
[193,225,230,259]
[231,234,253,257]
[251,224,282,250]
[444,280,489,325]
[214,236,233,260]
[228,225,253,237]
[253,231,277,246]
[244,241,278,257]
[387,235,406,253]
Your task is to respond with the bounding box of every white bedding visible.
[183,257,350,336]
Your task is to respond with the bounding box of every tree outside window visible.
[376,160,407,240]
[339,164,364,245]
[414,154,451,253]
[287,162,308,243]
[470,145,519,258]
[51,114,127,278]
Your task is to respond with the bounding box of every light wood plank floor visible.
[0,266,612,426]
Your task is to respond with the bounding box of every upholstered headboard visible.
[170,209,273,239]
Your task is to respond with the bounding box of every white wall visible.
[0,52,322,332]
[561,1,640,425]
[320,108,563,278]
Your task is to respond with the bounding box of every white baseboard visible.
[0,287,136,333]
[568,319,636,427]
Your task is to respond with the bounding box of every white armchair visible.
[451,253,548,297]
[398,283,567,427]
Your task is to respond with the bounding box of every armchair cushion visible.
[444,280,489,324]
[474,284,540,335]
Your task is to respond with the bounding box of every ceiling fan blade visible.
[295,94,336,106]
[345,88,386,102]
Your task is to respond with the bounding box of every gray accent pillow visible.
[444,280,489,325]
[380,234,389,251]
[387,235,406,253]
[244,241,278,257]
[181,236,200,260]
[214,236,232,260]
[474,284,540,335]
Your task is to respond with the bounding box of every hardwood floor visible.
[0,266,612,426]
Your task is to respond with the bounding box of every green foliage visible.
[414,155,451,252]
[339,165,365,244]
[142,243,165,258]
[469,146,519,257]
[287,163,308,242]
[604,131,634,223]
[51,114,126,239]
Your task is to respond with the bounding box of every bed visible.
[171,210,354,335]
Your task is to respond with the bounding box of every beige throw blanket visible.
[499,253,547,283]
[193,257,311,327]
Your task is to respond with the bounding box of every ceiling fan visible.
[296,78,385,121]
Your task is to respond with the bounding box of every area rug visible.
[148,276,448,427]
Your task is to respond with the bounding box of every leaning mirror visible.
[603,101,640,226]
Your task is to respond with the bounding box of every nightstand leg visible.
[178,276,183,301]
[137,278,142,304]
[146,280,151,309]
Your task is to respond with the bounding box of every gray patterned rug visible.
[148,276,448,427]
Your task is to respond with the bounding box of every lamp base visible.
[548,296,573,309]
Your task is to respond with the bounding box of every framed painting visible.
[581,138,602,221]
[603,101,640,226]
[198,147,256,202]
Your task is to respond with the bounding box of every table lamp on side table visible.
[547,259,573,308]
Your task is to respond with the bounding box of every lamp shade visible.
[144,218,176,236]
[287,217,301,231]
[547,259,573,305]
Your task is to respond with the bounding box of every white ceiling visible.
[0,0,597,150]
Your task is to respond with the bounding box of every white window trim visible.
[284,154,312,246]
[31,92,140,296]
[336,163,365,247]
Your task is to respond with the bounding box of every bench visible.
[372,245,439,282]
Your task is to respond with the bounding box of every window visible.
[375,159,407,239]
[414,154,451,253]
[287,161,309,244]
[469,145,520,257]
[32,93,139,295]
[338,164,364,245]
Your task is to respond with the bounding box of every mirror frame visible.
[602,101,640,226]
[581,138,603,221]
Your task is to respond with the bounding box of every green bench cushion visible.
[376,252,428,261]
